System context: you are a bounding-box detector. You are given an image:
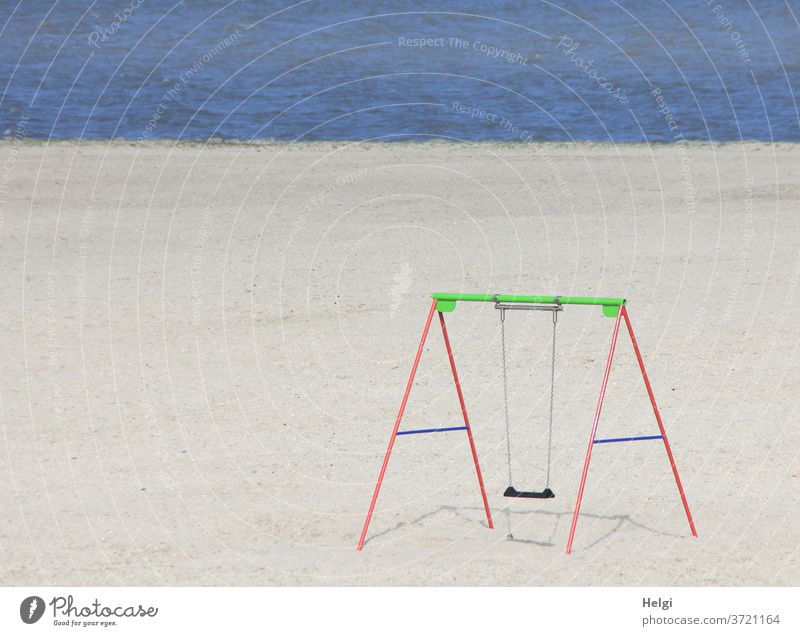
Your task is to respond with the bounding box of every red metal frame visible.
[439,311,494,530]
[622,306,697,538]
[359,301,696,553]
[565,305,696,554]
[565,305,624,554]
[357,300,493,550]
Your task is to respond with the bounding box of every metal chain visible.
[500,309,513,487]
[546,309,558,488]
[500,303,558,490]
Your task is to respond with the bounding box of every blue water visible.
[1,1,798,142]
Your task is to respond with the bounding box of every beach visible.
[1,139,798,585]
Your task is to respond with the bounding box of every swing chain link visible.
[500,308,513,487]
[546,306,559,488]
[499,300,559,491]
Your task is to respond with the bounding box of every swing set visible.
[357,293,697,553]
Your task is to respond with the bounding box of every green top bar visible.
[431,293,626,316]
[432,293,625,305]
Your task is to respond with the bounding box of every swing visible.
[357,292,698,554]
[497,297,560,499]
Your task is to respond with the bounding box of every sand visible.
[0,139,798,585]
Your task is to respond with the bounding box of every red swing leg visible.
[438,311,494,530]
[566,306,697,554]
[566,307,624,555]
[357,299,438,551]
[621,306,697,537]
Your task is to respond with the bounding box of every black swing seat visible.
[504,486,555,499]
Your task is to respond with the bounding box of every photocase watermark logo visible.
[87,0,144,48]
[19,596,45,624]
[556,36,630,104]
[18,594,158,628]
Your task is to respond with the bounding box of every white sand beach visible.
[0,140,798,585]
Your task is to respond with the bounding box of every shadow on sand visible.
[363,503,686,552]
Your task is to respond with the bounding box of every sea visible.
[1,0,798,142]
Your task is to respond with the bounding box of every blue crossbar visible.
[396,426,469,436]
[593,434,663,444]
